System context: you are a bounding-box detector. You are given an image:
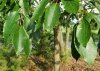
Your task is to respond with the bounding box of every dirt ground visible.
[24,56,100,71]
[61,57,100,71]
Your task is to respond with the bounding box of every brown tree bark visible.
[54,26,61,71]
[59,27,66,59]
[66,24,69,49]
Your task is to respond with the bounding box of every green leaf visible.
[13,26,32,56]
[30,0,49,24]
[78,45,86,58]
[34,17,41,32]
[62,0,79,14]
[3,11,20,45]
[85,13,92,23]
[19,0,29,15]
[23,16,30,29]
[13,27,32,56]
[85,38,97,64]
[13,27,24,55]
[0,0,7,11]
[71,25,80,60]
[79,38,97,64]
[3,11,32,55]
[44,3,61,30]
[76,18,91,46]
[23,28,32,56]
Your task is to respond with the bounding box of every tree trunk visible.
[66,25,69,48]
[54,26,61,71]
[63,24,70,62]
[57,26,65,58]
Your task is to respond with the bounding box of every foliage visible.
[62,0,79,14]
[44,3,60,30]
[0,43,54,71]
[0,44,25,71]
[0,0,100,65]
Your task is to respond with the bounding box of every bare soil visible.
[23,56,100,71]
[61,57,100,71]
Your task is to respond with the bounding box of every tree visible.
[1,0,100,71]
